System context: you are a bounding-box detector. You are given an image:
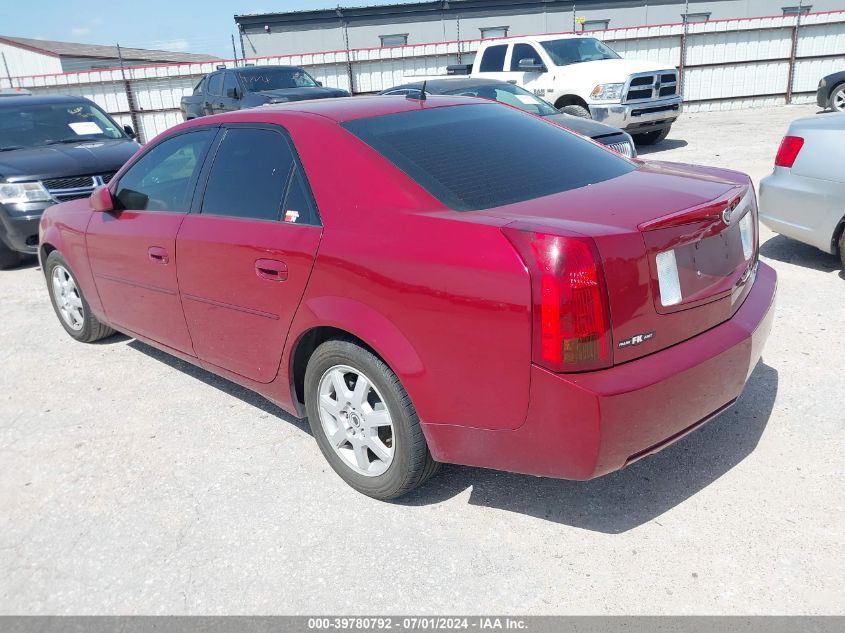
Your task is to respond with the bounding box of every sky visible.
[1,0,421,59]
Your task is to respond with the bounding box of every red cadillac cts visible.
[39,96,776,500]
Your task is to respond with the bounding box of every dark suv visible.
[0,94,140,268]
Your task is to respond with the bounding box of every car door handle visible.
[148,246,170,264]
[255,258,288,282]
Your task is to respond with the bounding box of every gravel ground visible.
[1,104,843,615]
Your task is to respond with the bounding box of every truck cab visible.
[471,35,682,144]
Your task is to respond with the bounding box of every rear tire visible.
[632,125,671,146]
[45,251,115,343]
[304,338,439,500]
[559,104,591,118]
[829,84,845,113]
[838,229,845,270]
[0,240,22,270]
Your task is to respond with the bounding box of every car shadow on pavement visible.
[633,138,688,156]
[399,361,778,534]
[127,340,310,433]
[760,235,841,273]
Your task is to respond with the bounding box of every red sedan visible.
[39,96,776,499]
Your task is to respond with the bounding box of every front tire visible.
[45,251,115,343]
[838,229,845,270]
[559,104,591,118]
[304,339,438,500]
[829,84,845,113]
[632,125,671,146]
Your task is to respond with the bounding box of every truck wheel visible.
[829,84,845,112]
[559,104,591,118]
[304,338,439,500]
[632,126,671,146]
[45,251,115,342]
[0,240,22,270]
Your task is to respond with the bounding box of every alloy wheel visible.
[833,87,845,112]
[317,365,395,477]
[51,265,84,331]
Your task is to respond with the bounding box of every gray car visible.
[759,113,845,268]
[379,78,636,158]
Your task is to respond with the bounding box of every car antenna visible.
[407,80,427,101]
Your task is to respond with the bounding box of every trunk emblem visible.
[722,207,734,225]
[618,331,656,349]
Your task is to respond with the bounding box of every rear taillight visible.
[503,225,612,372]
[774,136,804,168]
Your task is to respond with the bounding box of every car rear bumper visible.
[759,169,845,255]
[589,96,682,133]
[423,262,777,479]
[0,203,46,254]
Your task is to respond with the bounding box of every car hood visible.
[552,58,675,84]
[0,138,140,182]
[543,112,625,139]
[251,87,350,101]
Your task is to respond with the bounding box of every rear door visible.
[86,128,215,354]
[176,124,322,383]
[474,44,509,82]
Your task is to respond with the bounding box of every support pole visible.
[117,44,143,143]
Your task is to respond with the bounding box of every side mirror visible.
[123,124,137,139]
[315,80,323,87]
[90,185,115,212]
[518,58,547,73]
[226,87,240,99]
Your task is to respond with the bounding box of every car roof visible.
[205,94,489,123]
[0,94,91,108]
[384,78,507,94]
[231,65,305,74]
[482,33,584,44]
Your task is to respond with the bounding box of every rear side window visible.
[193,77,206,94]
[201,128,294,221]
[342,103,634,211]
[478,45,507,72]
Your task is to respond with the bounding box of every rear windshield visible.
[342,103,633,211]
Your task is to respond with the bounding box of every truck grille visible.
[44,173,116,202]
[624,71,678,103]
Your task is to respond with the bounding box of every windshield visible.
[240,68,319,93]
[540,38,621,66]
[0,101,125,150]
[442,83,558,117]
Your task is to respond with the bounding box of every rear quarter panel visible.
[281,113,533,431]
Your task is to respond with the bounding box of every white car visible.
[759,114,845,269]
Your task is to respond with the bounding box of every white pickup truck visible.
[451,34,682,145]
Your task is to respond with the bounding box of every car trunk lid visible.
[486,161,759,364]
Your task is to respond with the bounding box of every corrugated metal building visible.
[235,0,833,56]
[0,36,214,77]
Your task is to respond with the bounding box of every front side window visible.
[239,68,318,93]
[223,72,240,96]
[478,45,507,72]
[115,130,212,213]
[201,128,294,222]
[343,103,633,212]
[540,37,620,66]
[207,73,223,96]
[0,101,126,150]
[510,43,543,71]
